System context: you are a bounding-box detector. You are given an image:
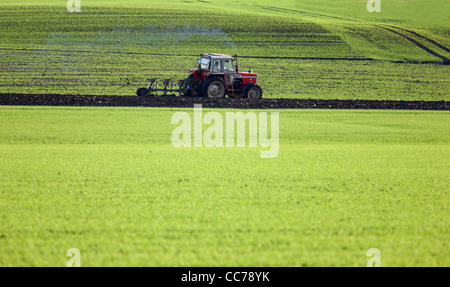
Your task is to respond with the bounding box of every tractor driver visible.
[214,60,221,72]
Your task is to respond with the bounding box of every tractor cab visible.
[195,53,235,74]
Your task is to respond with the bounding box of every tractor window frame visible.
[223,59,235,73]
[197,57,211,70]
[212,59,223,73]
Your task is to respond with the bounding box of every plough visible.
[136,78,186,97]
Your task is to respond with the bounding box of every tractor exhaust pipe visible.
[234,54,239,73]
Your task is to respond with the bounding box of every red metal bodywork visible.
[190,68,208,80]
[189,65,258,97]
[190,69,257,84]
[237,72,257,85]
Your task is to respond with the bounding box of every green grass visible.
[0,0,449,267]
[0,106,448,266]
[0,0,449,99]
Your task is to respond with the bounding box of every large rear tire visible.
[244,84,262,99]
[200,77,227,98]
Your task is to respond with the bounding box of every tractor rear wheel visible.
[200,77,226,98]
[244,84,262,99]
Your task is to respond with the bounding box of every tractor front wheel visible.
[244,84,262,99]
[201,77,226,98]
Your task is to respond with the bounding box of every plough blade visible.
[136,78,185,97]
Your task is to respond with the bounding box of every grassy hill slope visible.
[0,0,448,99]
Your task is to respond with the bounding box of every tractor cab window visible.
[213,60,222,73]
[223,59,234,72]
[197,57,211,70]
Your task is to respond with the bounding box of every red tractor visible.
[137,53,262,98]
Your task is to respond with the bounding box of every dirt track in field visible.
[375,25,449,64]
[391,26,450,54]
[0,93,448,110]
[257,4,450,65]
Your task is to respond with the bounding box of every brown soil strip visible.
[0,93,448,110]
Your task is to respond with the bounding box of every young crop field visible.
[0,106,449,266]
[0,0,449,269]
[0,0,449,99]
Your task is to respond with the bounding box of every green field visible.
[0,0,449,99]
[1,0,449,267]
[0,106,449,266]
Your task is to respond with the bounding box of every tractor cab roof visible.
[200,53,233,60]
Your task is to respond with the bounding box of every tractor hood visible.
[236,72,258,85]
[237,71,257,77]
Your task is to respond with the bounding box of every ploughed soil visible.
[0,93,448,110]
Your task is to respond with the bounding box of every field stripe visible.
[0,47,379,63]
